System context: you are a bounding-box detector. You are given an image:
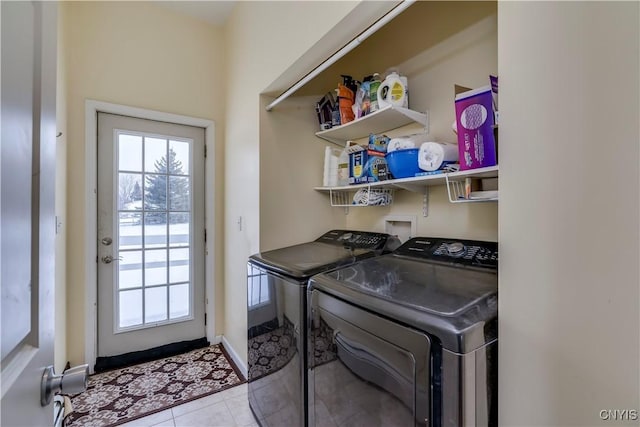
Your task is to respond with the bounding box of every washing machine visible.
[247,230,400,427]
[308,237,498,427]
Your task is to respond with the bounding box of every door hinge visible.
[204,228,207,243]
[204,144,207,158]
[204,313,207,326]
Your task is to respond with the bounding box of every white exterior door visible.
[1,1,59,425]
[96,113,206,358]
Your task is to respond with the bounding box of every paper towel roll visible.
[418,142,459,171]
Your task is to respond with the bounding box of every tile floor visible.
[119,383,258,427]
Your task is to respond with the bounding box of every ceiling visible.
[153,1,236,26]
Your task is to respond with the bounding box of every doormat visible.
[64,344,245,427]
[94,337,210,373]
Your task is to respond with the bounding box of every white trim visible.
[84,100,216,372]
[222,335,247,379]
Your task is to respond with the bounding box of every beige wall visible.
[222,0,388,365]
[55,4,68,373]
[259,95,347,251]
[61,1,226,365]
[499,2,639,425]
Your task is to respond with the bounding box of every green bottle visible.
[369,73,382,112]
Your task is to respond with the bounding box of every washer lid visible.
[250,242,373,280]
[309,255,498,352]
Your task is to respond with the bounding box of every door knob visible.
[101,255,123,264]
[41,364,89,406]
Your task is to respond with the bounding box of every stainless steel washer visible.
[308,237,498,426]
[247,230,400,427]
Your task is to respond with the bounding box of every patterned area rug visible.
[65,344,244,427]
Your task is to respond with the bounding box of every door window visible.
[116,131,193,331]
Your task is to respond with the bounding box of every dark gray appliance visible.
[247,230,400,427]
[308,237,498,427]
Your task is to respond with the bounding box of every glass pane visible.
[118,134,142,172]
[145,287,167,323]
[170,284,189,319]
[144,174,167,211]
[119,173,142,210]
[144,137,167,173]
[260,274,270,303]
[169,177,190,211]
[144,213,167,248]
[119,251,142,290]
[169,213,189,247]
[119,289,142,328]
[170,140,190,175]
[169,248,189,284]
[119,213,142,250]
[251,276,261,306]
[145,249,167,286]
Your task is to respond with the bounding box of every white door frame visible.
[85,100,216,371]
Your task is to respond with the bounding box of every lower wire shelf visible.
[330,187,394,207]
[445,174,499,203]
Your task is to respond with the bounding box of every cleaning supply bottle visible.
[331,89,341,127]
[337,141,351,186]
[338,75,356,124]
[369,73,382,112]
[377,71,408,109]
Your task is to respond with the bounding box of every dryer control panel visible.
[316,230,400,251]
[395,237,498,269]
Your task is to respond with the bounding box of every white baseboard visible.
[210,335,222,345]
[221,336,247,379]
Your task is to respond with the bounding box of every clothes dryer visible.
[247,230,400,427]
[308,237,498,426]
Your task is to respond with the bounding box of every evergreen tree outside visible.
[131,181,142,202]
[145,148,190,224]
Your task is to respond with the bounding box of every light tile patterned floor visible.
[118,383,258,427]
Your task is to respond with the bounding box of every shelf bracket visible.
[422,187,429,217]
[423,109,430,135]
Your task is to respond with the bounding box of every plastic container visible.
[337,147,350,186]
[369,73,382,112]
[377,71,408,109]
[385,148,421,179]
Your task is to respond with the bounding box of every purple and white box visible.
[455,85,497,170]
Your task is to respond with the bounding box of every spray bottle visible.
[338,75,356,124]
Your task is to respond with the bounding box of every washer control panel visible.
[317,230,396,250]
[396,237,498,269]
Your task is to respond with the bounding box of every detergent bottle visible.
[377,71,408,109]
[369,73,382,113]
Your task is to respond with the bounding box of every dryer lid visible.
[249,230,398,280]
[310,255,498,352]
[249,242,372,280]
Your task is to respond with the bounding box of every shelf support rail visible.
[423,187,429,217]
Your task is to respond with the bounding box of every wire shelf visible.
[445,175,499,203]
[330,187,394,207]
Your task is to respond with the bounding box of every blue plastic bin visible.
[385,148,421,179]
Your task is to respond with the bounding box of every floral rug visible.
[65,344,245,427]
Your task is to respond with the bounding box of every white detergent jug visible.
[377,72,408,109]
